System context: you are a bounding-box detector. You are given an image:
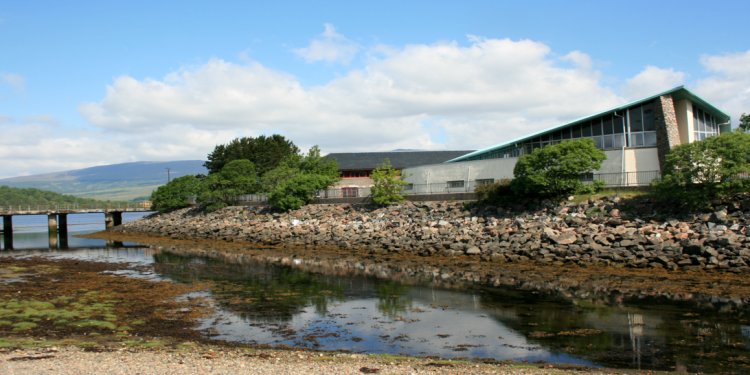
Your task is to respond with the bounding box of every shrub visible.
[198,159,258,211]
[370,159,407,206]
[511,138,607,199]
[653,131,750,210]
[266,146,340,211]
[474,179,513,205]
[150,175,205,213]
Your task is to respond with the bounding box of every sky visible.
[1,0,749,178]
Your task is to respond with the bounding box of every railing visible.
[234,194,269,204]
[0,201,152,214]
[588,170,661,187]
[220,171,664,206]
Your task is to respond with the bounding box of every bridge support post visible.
[58,214,68,249]
[48,230,58,249]
[48,214,58,235]
[105,211,122,229]
[48,214,59,249]
[2,215,13,250]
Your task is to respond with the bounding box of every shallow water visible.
[1,244,749,372]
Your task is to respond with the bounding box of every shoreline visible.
[96,195,750,312]
[0,344,620,375]
[90,217,750,313]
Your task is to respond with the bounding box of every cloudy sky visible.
[1,0,749,178]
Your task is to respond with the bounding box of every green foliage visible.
[204,134,299,176]
[474,179,514,205]
[198,159,259,211]
[511,138,607,199]
[739,113,750,133]
[370,159,407,206]
[149,175,205,213]
[266,146,340,211]
[653,131,750,210]
[0,185,118,207]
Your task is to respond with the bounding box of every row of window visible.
[401,178,496,190]
[693,107,720,141]
[466,102,661,161]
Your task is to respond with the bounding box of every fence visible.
[232,170,662,205]
[587,170,661,187]
[0,201,152,214]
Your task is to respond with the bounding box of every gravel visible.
[0,346,625,374]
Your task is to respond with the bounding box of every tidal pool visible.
[1,244,749,373]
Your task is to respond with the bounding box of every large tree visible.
[204,135,299,176]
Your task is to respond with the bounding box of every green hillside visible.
[0,185,122,208]
[0,160,206,201]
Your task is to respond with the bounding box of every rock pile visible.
[118,195,750,273]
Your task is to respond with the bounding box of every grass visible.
[569,187,650,204]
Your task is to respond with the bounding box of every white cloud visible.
[294,23,361,64]
[1,72,25,91]
[695,50,750,124]
[622,66,685,100]
[81,37,624,157]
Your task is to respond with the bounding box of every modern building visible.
[402,86,731,192]
[323,151,472,197]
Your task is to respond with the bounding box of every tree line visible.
[0,186,118,207]
[150,135,340,212]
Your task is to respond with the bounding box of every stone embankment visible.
[118,196,750,273]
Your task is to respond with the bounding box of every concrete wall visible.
[403,158,516,185]
[403,147,661,186]
[624,148,660,172]
[675,99,692,145]
[333,177,373,188]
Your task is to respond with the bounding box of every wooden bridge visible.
[0,203,152,250]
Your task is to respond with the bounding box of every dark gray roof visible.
[325,151,474,170]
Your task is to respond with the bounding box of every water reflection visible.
[152,253,590,364]
[1,247,749,372]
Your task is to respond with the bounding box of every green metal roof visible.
[447,86,731,163]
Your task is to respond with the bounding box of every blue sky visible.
[1,0,749,178]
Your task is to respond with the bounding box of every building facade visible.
[402,86,731,190]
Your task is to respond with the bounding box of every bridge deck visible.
[0,205,152,216]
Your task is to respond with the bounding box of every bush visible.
[150,175,205,213]
[474,179,513,205]
[198,159,258,211]
[370,159,407,206]
[653,131,750,210]
[266,146,340,211]
[511,138,607,199]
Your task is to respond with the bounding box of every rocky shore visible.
[106,195,750,312]
[119,196,750,273]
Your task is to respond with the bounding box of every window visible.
[341,187,359,198]
[603,116,613,135]
[591,119,602,136]
[693,107,719,141]
[571,124,581,138]
[581,123,592,137]
[447,180,465,188]
[642,103,655,131]
[403,183,414,191]
[627,103,657,148]
[475,179,494,186]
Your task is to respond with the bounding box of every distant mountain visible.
[0,161,206,201]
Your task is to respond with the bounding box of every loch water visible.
[1,230,749,372]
